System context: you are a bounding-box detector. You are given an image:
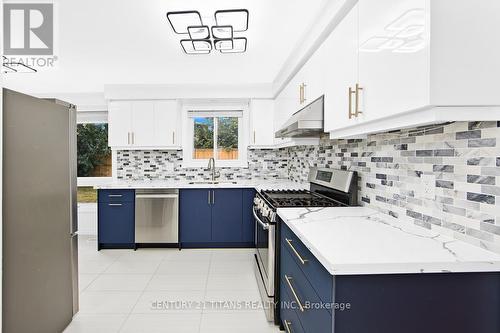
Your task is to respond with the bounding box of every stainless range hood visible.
[275,95,324,138]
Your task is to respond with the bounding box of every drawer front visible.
[98,201,135,244]
[281,242,332,333]
[98,189,135,203]
[280,285,306,333]
[282,223,333,306]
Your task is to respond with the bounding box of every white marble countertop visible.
[277,206,500,275]
[95,179,308,192]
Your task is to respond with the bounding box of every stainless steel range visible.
[253,168,358,324]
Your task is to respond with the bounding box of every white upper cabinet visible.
[154,100,180,148]
[358,0,430,121]
[324,3,359,132]
[297,45,326,108]
[131,101,156,146]
[324,0,500,138]
[108,101,132,147]
[249,99,275,148]
[108,100,181,149]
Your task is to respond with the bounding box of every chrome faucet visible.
[207,157,219,181]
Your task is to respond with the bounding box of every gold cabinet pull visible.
[172,131,175,144]
[253,130,256,144]
[285,238,308,265]
[302,83,307,104]
[299,84,303,104]
[284,320,293,333]
[348,87,356,119]
[284,275,305,312]
[355,83,363,117]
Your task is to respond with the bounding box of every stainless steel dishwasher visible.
[135,189,179,246]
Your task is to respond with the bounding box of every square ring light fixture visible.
[166,9,248,55]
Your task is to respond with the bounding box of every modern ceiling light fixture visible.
[2,56,37,73]
[211,26,233,39]
[188,26,210,39]
[214,39,233,51]
[220,37,247,54]
[167,11,203,34]
[214,9,249,32]
[166,9,249,55]
[180,39,212,55]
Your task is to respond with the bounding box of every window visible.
[77,123,112,178]
[193,116,239,160]
[77,111,113,198]
[183,105,248,167]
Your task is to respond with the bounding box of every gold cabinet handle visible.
[348,87,356,119]
[299,83,307,104]
[253,130,256,144]
[284,275,305,312]
[284,320,293,333]
[286,238,308,265]
[355,83,363,117]
[173,131,175,144]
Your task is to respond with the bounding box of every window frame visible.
[76,111,114,186]
[182,102,249,168]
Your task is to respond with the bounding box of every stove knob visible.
[262,207,269,217]
[269,211,276,222]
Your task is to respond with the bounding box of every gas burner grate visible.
[260,189,346,208]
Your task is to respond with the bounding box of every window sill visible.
[77,177,113,187]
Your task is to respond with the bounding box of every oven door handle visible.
[253,207,269,230]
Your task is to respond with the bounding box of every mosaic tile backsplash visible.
[116,149,289,181]
[117,121,500,252]
[288,121,500,253]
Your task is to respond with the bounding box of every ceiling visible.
[3,0,328,95]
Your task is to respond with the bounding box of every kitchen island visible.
[277,207,500,333]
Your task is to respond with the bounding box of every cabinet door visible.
[108,101,132,147]
[155,100,179,147]
[179,189,212,243]
[358,0,430,121]
[242,189,256,243]
[274,77,299,146]
[98,202,135,244]
[211,189,243,243]
[250,100,275,146]
[300,45,326,105]
[131,101,156,146]
[324,4,359,132]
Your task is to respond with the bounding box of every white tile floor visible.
[64,236,280,333]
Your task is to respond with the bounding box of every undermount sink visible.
[188,181,238,185]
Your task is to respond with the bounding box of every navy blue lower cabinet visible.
[179,189,212,244]
[242,188,256,244]
[280,222,500,333]
[97,189,135,249]
[180,188,255,248]
[211,189,243,242]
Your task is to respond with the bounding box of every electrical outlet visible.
[420,174,436,200]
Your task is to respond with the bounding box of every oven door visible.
[254,206,275,296]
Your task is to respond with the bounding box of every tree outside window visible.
[193,117,239,160]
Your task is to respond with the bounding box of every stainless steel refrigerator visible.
[2,88,79,333]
